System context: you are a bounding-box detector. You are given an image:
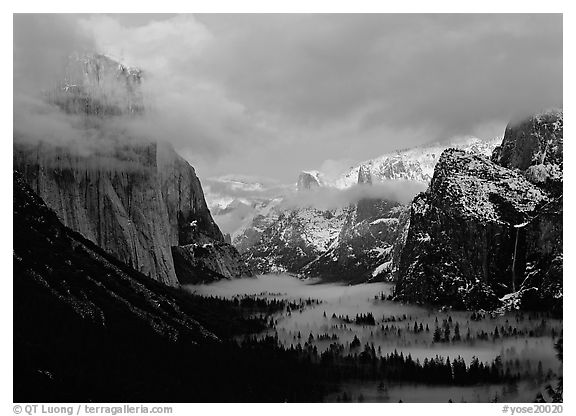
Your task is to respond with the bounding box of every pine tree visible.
[453,322,461,342]
[351,335,361,349]
[433,326,442,342]
[443,325,451,343]
[537,361,544,383]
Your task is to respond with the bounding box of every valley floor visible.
[189,274,563,403]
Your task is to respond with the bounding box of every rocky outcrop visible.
[300,168,410,282]
[13,140,242,286]
[357,165,373,185]
[172,240,254,284]
[297,171,322,191]
[492,110,563,172]
[233,201,281,254]
[396,149,550,308]
[492,109,563,194]
[243,174,411,282]
[13,171,219,345]
[244,207,349,274]
[514,196,562,314]
[396,111,562,312]
[302,201,410,283]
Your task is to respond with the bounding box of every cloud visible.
[13,14,275,171]
[203,175,291,208]
[14,14,95,96]
[280,181,428,211]
[192,13,562,180]
[207,178,426,236]
[77,14,275,163]
[210,202,256,236]
[195,14,561,133]
[13,14,562,184]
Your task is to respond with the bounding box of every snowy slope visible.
[332,137,501,189]
[213,136,503,283]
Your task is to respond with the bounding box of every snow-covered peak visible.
[332,136,501,189]
[297,170,325,191]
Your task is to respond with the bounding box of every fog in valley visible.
[189,275,562,402]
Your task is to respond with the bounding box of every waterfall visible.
[511,227,519,292]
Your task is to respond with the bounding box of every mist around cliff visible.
[279,181,427,211]
[13,14,274,179]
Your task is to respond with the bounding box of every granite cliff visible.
[396,110,562,313]
[14,53,251,285]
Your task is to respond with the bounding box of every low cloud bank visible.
[205,175,289,203]
[280,181,427,211]
[13,14,274,176]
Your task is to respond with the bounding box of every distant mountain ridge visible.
[231,136,500,281]
[330,136,501,188]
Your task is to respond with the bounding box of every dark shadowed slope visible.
[13,171,326,402]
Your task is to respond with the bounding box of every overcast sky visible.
[14,14,562,183]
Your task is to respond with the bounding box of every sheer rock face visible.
[156,143,224,246]
[14,141,231,286]
[397,111,562,312]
